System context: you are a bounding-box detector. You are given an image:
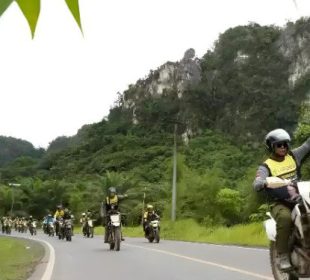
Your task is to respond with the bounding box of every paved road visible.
[13,231,275,280]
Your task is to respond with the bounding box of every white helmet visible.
[265,128,291,152]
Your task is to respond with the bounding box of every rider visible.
[80,212,87,236]
[253,128,310,271]
[101,187,127,243]
[143,204,160,237]
[54,205,64,235]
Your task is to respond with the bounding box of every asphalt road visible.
[10,230,276,280]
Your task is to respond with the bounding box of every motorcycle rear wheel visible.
[154,229,160,243]
[269,241,298,280]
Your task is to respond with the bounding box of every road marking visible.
[125,243,273,280]
[38,238,55,280]
[12,234,55,280]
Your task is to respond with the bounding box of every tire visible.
[114,227,121,251]
[154,229,160,243]
[109,242,115,250]
[269,241,298,280]
[90,228,94,238]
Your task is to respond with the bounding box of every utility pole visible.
[141,186,146,225]
[171,123,177,221]
[9,183,21,217]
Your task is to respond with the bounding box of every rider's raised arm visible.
[291,137,310,165]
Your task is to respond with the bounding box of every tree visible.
[0,0,82,38]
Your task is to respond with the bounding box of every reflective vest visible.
[264,154,297,179]
[106,195,118,205]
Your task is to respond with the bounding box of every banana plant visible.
[0,0,82,38]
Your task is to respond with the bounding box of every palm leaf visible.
[64,0,83,34]
[0,0,13,17]
[16,0,40,38]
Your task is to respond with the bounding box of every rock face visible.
[278,20,310,88]
[122,19,310,135]
[146,48,201,98]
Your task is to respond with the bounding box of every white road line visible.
[11,235,55,280]
[125,243,273,280]
[37,238,55,280]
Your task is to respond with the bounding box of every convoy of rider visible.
[1,186,161,248]
[2,128,310,275]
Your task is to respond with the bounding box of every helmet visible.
[108,187,117,198]
[265,129,291,152]
[57,205,62,210]
[147,204,154,212]
[82,212,86,216]
[29,215,32,219]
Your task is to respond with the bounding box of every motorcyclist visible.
[54,205,64,235]
[46,214,54,234]
[143,204,160,237]
[80,212,87,236]
[253,128,310,271]
[101,187,127,243]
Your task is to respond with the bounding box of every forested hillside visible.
[1,19,310,226]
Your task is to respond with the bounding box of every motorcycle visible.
[84,218,94,238]
[58,218,64,239]
[145,219,160,243]
[63,219,72,241]
[264,177,310,280]
[107,210,122,251]
[29,221,37,236]
[4,219,12,235]
[47,222,55,236]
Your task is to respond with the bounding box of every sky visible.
[0,0,308,149]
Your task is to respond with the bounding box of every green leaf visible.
[16,0,40,38]
[64,0,83,34]
[0,0,13,17]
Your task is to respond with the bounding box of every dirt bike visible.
[107,210,122,251]
[63,219,72,241]
[84,218,94,238]
[47,221,55,236]
[29,221,37,236]
[264,177,310,280]
[4,219,12,234]
[145,219,160,243]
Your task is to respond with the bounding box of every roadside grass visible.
[0,236,44,280]
[87,219,269,247]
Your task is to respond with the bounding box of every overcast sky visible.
[0,0,308,148]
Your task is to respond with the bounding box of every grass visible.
[87,219,269,247]
[0,236,45,280]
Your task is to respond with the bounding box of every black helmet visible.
[108,187,117,197]
[265,129,291,152]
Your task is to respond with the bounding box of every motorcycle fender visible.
[264,218,276,241]
[112,222,121,227]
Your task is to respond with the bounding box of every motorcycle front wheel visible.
[270,241,298,280]
[114,227,121,251]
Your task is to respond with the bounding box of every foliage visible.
[0,0,82,37]
[0,237,44,280]
[1,21,310,228]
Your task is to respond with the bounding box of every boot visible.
[278,253,293,272]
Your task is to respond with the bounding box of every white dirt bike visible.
[264,177,310,280]
[107,210,122,251]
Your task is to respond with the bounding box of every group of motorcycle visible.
[1,217,37,236]
[43,216,74,242]
[105,209,160,252]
